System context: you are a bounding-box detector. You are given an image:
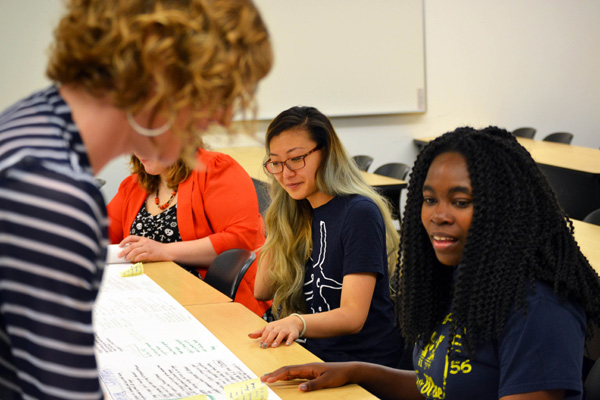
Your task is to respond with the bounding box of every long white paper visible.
[94,265,279,400]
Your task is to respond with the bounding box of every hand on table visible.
[118,235,167,263]
[248,315,304,348]
[261,362,355,392]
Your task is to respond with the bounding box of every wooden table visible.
[144,261,231,305]
[139,264,377,399]
[572,220,600,276]
[216,145,407,188]
[186,302,377,400]
[413,136,600,174]
[516,138,600,174]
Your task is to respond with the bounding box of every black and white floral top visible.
[129,204,202,278]
[130,205,182,243]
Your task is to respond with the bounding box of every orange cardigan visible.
[107,149,271,316]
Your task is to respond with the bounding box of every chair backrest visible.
[543,132,574,144]
[204,249,256,299]
[373,163,411,222]
[373,162,411,180]
[512,127,536,139]
[584,209,600,226]
[585,357,600,400]
[352,155,374,172]
[537,163,600,220]
[252,178,271,218]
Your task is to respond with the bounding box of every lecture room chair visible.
[511,127,537,139]
[584,209,600,226]
[537,163,599,221]
[373,162,411,221]
[252,178,271,219]
[585,357,600,400]
[352,155,374,172]
[542,132,574,144]
[203,249,256,299]
[373,162,411,181]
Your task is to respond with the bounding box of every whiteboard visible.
[0,1,425,119]
[253,0,426,119]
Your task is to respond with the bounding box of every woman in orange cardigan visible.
[107,148,270,316]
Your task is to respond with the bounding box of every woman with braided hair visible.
[259,126,600,400]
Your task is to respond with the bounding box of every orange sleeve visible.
[106,176,147,244]
[199,151,270,316]
[107,181,128,244]
[202,153,265,254]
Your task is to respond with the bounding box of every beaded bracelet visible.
[290,313,307,337]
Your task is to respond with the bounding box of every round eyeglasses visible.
[263,146,321,174]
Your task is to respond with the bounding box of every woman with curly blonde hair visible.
[0,0,271,398]
[250,106,403,368]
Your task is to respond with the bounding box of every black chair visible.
[252,178,271,218]
[585,357,600,400]
[203,249,256,299]
[352,155,374,172]
[373,163,410,181]
[543,132,574,144]
[512,127,536,139]
[373,162,411,221]
[537,164,600,221]
[584,209,600,226]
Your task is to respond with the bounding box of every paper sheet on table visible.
[106,244,129,264]
[94,265,279,400]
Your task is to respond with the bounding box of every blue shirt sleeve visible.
[498,283,586,399]
[341,198,387,277]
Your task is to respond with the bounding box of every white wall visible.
[0,2,63,111]
[2,1,599,203]
[335,0,600,174]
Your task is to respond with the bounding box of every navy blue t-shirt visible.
[413,282,586,399]
[302,195,403,367]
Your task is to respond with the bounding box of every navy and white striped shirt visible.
[0,86,107,399]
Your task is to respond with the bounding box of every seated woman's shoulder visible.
[345,194,378,210]
[526,280,586,322]
[196,148,238,170]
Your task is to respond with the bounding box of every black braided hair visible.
[393,126,600,355]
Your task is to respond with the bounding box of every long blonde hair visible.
[47,0,272,155]
[260,106,400,318]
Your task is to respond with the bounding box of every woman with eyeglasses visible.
[249,106,404,367]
